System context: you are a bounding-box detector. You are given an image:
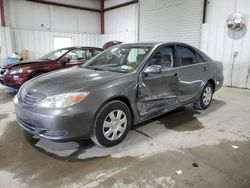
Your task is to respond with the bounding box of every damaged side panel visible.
[137,72,180,116]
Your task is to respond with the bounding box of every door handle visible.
[203,67,208,72]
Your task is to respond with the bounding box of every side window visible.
[127,48,147,65]
[197,53,205,63]
[148,47,173,68]
[88,49,103,60]
[176,46,198,66]
[66,49,86,62]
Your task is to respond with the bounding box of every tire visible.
[194,82,213,110]
[91,100,132,147]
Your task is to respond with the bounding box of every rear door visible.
[175,45,209,103]
[137,45,180,117]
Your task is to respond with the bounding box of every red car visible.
[0,47,103,88]
[103,41,123,49]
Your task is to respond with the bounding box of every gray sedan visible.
[14,42,224,147]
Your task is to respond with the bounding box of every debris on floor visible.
[176,169,182,176]
[192,162,199,167]
[231,145,239,149]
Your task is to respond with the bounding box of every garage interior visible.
[0,0,250,187]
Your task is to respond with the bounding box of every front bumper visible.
[14,96,94,141]
[0,74,29,88]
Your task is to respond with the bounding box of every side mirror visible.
[143,65,162,75]
[60,57,70,65]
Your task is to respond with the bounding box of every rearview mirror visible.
[143,65,162,75]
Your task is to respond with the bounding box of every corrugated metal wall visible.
[0,27,12,64]
[101,31,138,46]
[105,3,138,34]
[139,0,204,48]
[12,29,100,59]
[201,23,250,89]
[4,0,100,34]
[8,29,138,60]
[201,0,250,89]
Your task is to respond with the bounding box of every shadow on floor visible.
[0,90,16,105]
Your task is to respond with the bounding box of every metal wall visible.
[7,29,137,60]
[201,0,250,89]
[105,1,138,34]
[101,31,138,45]
[0,27,12,64]
[4,0,100,34]
[139,0,204,48]
[12,29,100,60]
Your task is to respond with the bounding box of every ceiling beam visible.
[26,0,100,13]
[101,0,105,34]
[0,0,5,26]
[104,0,138,12]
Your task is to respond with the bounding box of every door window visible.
[87,49,103,60]
[176,46,198,66]
[66,49,86,62]
[148,47,173,68]
[127,48,147,66]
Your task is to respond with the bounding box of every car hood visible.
[3,59,49,69]
[22,67,125,96]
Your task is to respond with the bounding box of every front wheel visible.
[194,82,213,110]
[91,101,132,147]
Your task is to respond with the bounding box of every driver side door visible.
[137,46,180,117]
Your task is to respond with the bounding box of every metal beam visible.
[26,0,100,13]
[101,0,105,34]
[0,0,5,26]
[104,0,138,12]
[203,0,208,23]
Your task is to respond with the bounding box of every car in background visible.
[14,42,223,147]
[103,41,123,49]
[0,47,103,88]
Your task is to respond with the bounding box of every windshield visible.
[40,49,69,61]
[82,46,151,73]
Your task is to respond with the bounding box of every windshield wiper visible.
[84,66,105,71]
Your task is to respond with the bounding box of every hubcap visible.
[102,110,127,141]
[203,86,212,106]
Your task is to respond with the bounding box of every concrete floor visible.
[0,86,250,188]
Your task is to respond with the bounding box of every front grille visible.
[21,90,45,105]
[0,68,7,75]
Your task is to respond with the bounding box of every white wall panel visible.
[0,27,13,66]
[10,29,136,60]
[4,0,100,34]
[105,4,138,34]
[101,31,138,46]
[11,29,100,60]
[139,0,204,48]
[202,0,250,89]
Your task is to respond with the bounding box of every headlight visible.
[9,67,28,75]
[36,92,89,108]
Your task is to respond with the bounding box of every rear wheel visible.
[91,101,131,147]
[194,82,213,110]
